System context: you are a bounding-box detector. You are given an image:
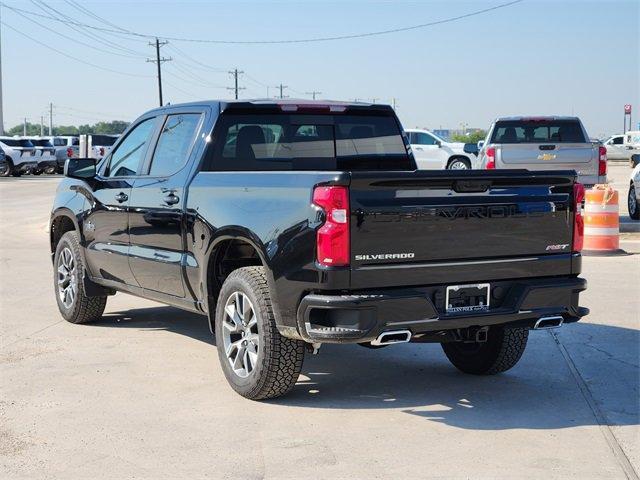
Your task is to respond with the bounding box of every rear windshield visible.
[206,113,413,171]
[490,120,586,144]
[31,139,53,147]
[1,139,34,148]
[91,135,118,146]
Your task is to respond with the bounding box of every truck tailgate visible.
[349,170,577,289]
[498,143,597,176]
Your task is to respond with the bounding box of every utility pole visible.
[392,98,397,111]
[276,84,288,99]
[48,103,53,135]
[40,116,44,136]
[370,98,379,104]
[227,68,245,100]
[147,38,171,106]
[23,118,27,136]
[0,4,4,135]
[305,91,322,100]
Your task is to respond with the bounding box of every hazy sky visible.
[1,0,638,138]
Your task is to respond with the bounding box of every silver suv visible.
[474,116,606,186]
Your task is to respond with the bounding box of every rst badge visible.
[546,243,569,251]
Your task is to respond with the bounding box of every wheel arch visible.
[202,229,272,332]
[50,209,81,259]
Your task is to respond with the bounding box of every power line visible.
[28,0,147,57]
[2,1,524,44]
[0,20,153,78]
[8,5,143,59]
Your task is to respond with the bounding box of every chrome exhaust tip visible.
[371,329,412,346]
[534,316,564,330]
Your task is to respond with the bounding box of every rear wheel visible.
[214,266,305,400]
[441,326,528,375]
[447,157,471,170]
[54,231,107,324]
[629,183,639,220]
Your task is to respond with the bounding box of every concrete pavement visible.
[1,175,638,479]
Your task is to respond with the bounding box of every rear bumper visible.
[295,276,587,343]
[37,159,58,169]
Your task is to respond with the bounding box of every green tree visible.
[6,120,130,137]
[451,130,487,144]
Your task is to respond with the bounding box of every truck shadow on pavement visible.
[93,308,638,431]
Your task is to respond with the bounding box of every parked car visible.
[629,163,640,220]
[43,136,79,172]
[50,100,588,400]
[475,116,606,187]
[90,134,119,160]
[405,129,474,169]
[0,136,38,176]
[27,137,58,175]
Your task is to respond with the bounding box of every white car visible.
[26,137,58,175]
[604,132,640,162]
[405,129,474,170]
[629,163,640,220]
[0,137,38,177]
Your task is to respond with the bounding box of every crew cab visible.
[475,116,607,187]
[50,100,588,400]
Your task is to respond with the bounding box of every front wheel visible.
[447,158,471,170]
[54,231,107,324]
[629,183,639,220]
[441,326,528,375]
[214,266,305,400]
[0,159,12,177]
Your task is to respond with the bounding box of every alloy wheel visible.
[222,291,259,378]
[449,160,469,170]
[57,247,77,309]
[629,186,637,216]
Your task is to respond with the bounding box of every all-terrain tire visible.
[214,266,305,400]
[441,326,528,375]
[54,231,107,324]
[629,183,639,220]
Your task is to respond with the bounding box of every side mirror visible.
[65,158,96,179]
[477,141,485,149]
[435,140,442,147]
[463,143,479,155]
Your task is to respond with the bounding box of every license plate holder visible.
[445,283,490,314]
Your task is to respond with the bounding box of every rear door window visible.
[148,113,202,177]
[490,120,586,144]
[208,113,411,171]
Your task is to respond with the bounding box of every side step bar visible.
[533,315,564,330]
[371,329,412,346]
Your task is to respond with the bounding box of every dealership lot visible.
[1,166,638,479]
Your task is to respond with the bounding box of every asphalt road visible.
[1,171,638,479]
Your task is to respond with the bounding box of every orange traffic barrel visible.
[583,185,626,255]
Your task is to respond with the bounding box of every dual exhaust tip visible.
[371,316,563,346]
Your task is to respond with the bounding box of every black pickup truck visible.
[50,100,588,399]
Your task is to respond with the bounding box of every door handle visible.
[414,147,423,151]
[115,192,128,203]
[164,193,180,205]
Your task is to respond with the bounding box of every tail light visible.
[572,183,585,252]
[598,146,607,176]
[100,147,105,157]
[485,147,496,169]
[66,147,73,158]
[313,186,350,266]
